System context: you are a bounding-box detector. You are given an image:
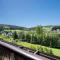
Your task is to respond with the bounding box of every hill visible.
[0,24,28,30]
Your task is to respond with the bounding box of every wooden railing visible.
[0,39,60,60]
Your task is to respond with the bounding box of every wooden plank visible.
[10,53,15,60]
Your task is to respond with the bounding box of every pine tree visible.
[13,31,18,40]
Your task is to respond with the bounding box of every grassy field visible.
[0,34,60,57]
[16,41,60,57]
[4,30,30,34]
[4,30,22,33]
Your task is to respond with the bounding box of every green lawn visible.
[4,30,22,33]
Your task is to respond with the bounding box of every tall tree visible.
[35,25,43,35]
[0,26,4,31]
[35,25,44,44]
[13,31,18,40]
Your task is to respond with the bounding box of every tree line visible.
[13,26,60,49]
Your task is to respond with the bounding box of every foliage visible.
[16,41,60,57]
[35,25,43,35]
[0,25,60,57]
[17,25,60,49]
[52,26,60,31]
[0,33,60,57]
[0,26,4,31]
[12,31,18,40]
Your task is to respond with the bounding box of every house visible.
[6,32,13,37]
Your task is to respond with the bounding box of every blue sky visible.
[0,0,60,27]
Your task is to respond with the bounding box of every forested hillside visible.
[0,24,28,30]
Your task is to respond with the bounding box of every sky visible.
[0,0,60,27]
